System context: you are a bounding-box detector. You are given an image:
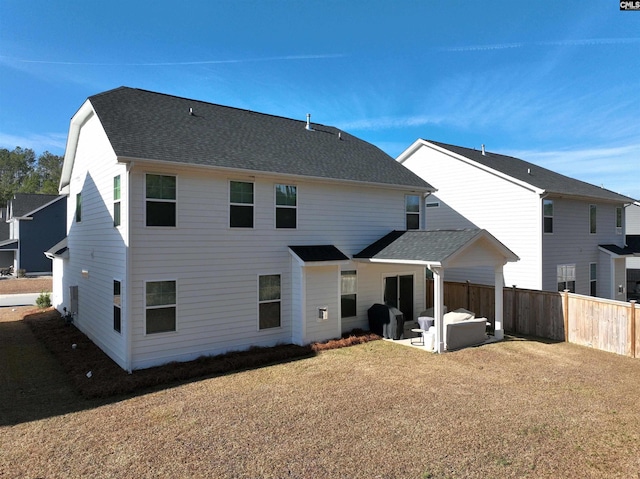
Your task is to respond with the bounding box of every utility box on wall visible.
[318,307,328,321]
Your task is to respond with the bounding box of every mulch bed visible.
[23,308,380,399]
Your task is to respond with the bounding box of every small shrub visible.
[17,268,27,278]
[36,291,52,309]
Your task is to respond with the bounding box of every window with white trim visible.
[590,263,597,297]
[146,174,176,227]
[145,280,176,334]
[230,181,254,228]
[341,270,357,318]
[557,264,576,293]
[543,199,553,234]
[258,274,281,329]
[405,195,420,230]
[113,175,121,227]
[113,280,122,333]
[589,204,597,234]
[275,184,296,228]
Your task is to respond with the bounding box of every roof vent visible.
[189,107,194,116]
[481,144,486,156]
[527,168,531,175]
[306,113,313,131]
[338,132,342,140]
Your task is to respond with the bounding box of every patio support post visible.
[430,265,445,353]
[494,265,505,340]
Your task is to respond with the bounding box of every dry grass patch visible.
[0,276,52,295]
[2,307,640,478]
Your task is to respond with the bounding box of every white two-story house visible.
[51,88,519,369]
[398,140,635,300]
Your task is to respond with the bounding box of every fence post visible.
[511,285,517,334]
[563,289,570,342]
[466,280,471,311]
[631,300,637,359]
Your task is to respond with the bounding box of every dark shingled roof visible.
[428,140,634,203]
[354,229,486,263]
[88,87,433,190]
[9,194,62,217]
[289,245,349,262]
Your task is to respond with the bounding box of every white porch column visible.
[494,265,505,340]
[430,266,445,353]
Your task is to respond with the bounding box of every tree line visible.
[0,147,64,206]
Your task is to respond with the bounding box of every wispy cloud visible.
[337,114,443,131]
[439,37,640,52]
[0,132,67,154]
[0,53,345,67]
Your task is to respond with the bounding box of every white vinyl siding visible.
[400,145,542,290]
[58,110,129,370]
[126,167,421,369]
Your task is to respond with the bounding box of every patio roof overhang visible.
[354,229,520,353]
[288,245,351,267]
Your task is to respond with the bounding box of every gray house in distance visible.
[0,193,67,274]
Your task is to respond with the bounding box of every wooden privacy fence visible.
[426,280,639,359]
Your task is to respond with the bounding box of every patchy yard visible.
[1,305,640,478]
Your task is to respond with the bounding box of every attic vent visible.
[305,113,313,131]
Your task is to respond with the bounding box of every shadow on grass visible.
[501,332,564,345]
[3,309,379,426]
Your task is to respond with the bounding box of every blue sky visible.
[1,1,639,199]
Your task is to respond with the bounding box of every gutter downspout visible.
[125,161,134,373]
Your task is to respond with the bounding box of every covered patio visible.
[354,229,519,352]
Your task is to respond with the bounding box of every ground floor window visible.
[113,280,121,333]
[259,274,281,329]
[557,264,576,293]
[145,280,176,334]
[341,270,357,318]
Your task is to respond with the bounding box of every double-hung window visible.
[146,174,176,227]
[258,274,281,329]
[341,270,357,318]
[543,199,553,234]
[230,181,254,228]
[275,184,297,228]
[557,264,576,293]
[405,195,420,230]
[616,207,623,234]
[145,280,177,334]
[113,280,122,333]
[113,175,121,227]
[589,204,597,234]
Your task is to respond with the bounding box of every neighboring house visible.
[625,202,640,300]
[0,193,66,275]
[51,87,518,370]
[398,140,635,300]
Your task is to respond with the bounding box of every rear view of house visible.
[52,87,445,371]
[398,140,635,300]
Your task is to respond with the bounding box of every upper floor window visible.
[230,181,254,228]
[557,264,576,293]
[341,270,357,318]
[258,274,281,329]
[616,207,623,234]
[275,184,296,229]
[75,192,82,222]
[146,174,176,227]
[405,195,420,230]
[543,199,553,234]
[113,175,121,227]
[589,204,597,234]
[145,280,176,334]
